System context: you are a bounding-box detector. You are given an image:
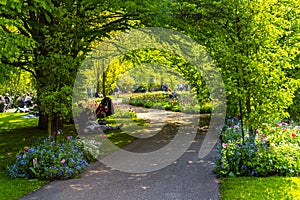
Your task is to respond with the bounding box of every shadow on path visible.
[21,104,220,200]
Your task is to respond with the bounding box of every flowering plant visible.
[216,118,300,177]
[8,135,90,180]
[110,105,137,119]
[124,92,214,113]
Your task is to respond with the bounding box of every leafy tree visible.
[0,0,138,134]
[168,0,300,137]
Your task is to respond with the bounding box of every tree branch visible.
[1,59,37,79]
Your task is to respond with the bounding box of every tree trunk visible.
[47,115,52,136]
[52,114,64,130]
[38,112,48,129]
[102,70,106,97]
[96,80,100,95]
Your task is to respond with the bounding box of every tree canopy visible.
[1,0,299,135]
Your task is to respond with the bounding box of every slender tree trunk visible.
[47,115,52,136]
[102,62,106,97]
[96,80,100,95]
[246,87,254,138]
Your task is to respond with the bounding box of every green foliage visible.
[110,106,138,119]
[168,0,300,130]
[0,68,35,97]
[124,92,214,114]
[1,0,299,138]
[117,62,186,93]
[288,88,300,120]
[0,0,141,131]
[216,118,300,177]
[120,49,208,98]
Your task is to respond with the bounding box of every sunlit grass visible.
[221,176,300,200]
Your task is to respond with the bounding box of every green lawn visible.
[221,176,300,200]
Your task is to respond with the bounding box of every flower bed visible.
[216,118,300,177]
[109,106,137,119]
[123,92,214,114]
[8,135,90,180]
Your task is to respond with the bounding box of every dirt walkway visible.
[21,104,220,200]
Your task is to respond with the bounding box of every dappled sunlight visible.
[131,173,148,177]
[9,119,24,123]
[69,184,94,191]
[186,149,196,153]
[87,169,111,175]
[0,113,38,131]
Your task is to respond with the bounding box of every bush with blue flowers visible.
[8,135,90,180]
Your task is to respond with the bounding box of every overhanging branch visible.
[1,59,37,79]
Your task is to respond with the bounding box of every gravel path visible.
[21,104,220,200]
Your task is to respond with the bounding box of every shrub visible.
[125,92,214,114]
[111,106,137,119]
[216,118,300,177]
[8,136,90,180]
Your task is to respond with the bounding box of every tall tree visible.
[168,0,300,134]
[0,0,138,134]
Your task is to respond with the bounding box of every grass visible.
[0,113,48,200]
[221,176,300,200]
[0,112,146,200]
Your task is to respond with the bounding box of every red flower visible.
[292,133,297,138]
